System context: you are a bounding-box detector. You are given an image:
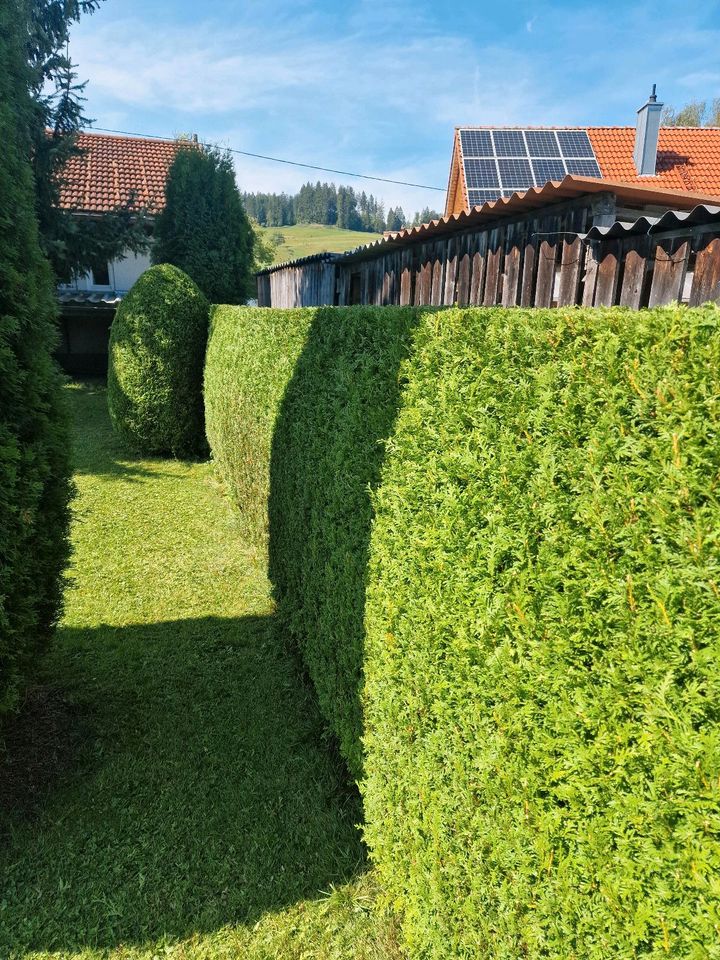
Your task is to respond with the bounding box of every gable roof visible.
[447,126,720,216]
[57,131,189,215]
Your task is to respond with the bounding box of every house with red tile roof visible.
[446,90,720,217]
[56,131,189,374]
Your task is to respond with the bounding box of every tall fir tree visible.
[27,0,150,281]
[0,0,73,717]
[153,146,255,304]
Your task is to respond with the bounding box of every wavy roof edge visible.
[257,177,720,275]
[585,203,720,239]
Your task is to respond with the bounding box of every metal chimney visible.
[634,84,663,176]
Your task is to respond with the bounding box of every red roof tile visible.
[57,131,189,215]
[588,126,720,195]
[447,126,720,216]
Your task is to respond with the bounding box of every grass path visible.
[0,384,399,959]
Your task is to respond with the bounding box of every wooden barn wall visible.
[259,206,720,310]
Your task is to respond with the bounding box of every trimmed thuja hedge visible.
[205,306,314,547]
[205,302,720,958]
[363,304,720,959]
[108,264,209,458]
[205,305,421,777]
[0,2,72,717]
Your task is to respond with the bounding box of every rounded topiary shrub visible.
[108,264,209,457]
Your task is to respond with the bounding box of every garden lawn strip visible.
[0,382,401,960]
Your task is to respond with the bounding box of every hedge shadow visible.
[267,306,423,780]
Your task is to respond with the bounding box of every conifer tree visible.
[0,0,72,717]
[153,146,255,304]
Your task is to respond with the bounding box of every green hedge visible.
[108,264,209,458]
[204,305,421,778]
[0,3,72,717]
[204,306,314,548]
[268,306,422,781]
[362,305,720,959]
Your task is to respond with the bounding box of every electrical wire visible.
[88,126,446,192]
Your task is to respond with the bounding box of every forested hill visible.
[242,181,441,233]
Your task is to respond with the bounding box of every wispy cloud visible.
[69,0,720,209]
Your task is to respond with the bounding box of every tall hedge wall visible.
[268,306,422,780]
[0,2,72,717]
[204,306,314,548]
[362,305,720,959]
[204,305,421,778]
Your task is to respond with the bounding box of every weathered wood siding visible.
[258,204,720,310]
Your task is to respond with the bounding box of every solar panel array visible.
[459,128,602,206]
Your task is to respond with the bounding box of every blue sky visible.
[70,0,720,216]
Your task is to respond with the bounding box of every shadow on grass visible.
[0,614,364,954]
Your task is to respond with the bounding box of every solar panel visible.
[458,128,602,202]
[556,130,594,157]
[564,158,602,177]
[497,158,533,190]
[492,130,527,157]
[531,158,566,182]
[524,130,561,157]
[464,158,500,188]
[459,130,493,156]
[467,189,504,206]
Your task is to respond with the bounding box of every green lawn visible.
[0,383,401,960]
[262,223,382,264]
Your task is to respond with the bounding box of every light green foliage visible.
[0,0,72,718]
[204,306,314,549]
[204,306,421,780]
[0,384,403,960]
[107,264,209,458]
[362,305,720,959]
[268,307,422,780]
[261,223,382,264]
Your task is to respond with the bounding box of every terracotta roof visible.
[448,126,720,216]
[259,176,720,273]
[57,131,189,215]
[587,126,720,195]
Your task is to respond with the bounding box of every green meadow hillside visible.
[262,223,383,264]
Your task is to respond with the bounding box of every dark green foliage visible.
[26,0,151,282]
[204,306,421,779]
[362,305,720,959]
[204,306,314,549]
[107,264,209,457]
[153,147,255,304]
[267,307,422,780]
[0,0,73,717]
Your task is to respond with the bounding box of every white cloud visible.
[68,1,720,210]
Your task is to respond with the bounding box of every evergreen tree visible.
[0,0,72,717]
[153,146,255,304]
[27,0,150,281]
[412,207,442,226]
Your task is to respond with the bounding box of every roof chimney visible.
[634,84,663,176]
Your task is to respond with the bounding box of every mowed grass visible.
[262,223,382,264]
[0,383,401,960]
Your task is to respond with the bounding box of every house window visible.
[91,261,111,286]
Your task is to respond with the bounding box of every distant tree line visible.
[242,181,441,233]
[661,98,720,127]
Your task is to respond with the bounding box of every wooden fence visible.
[258,205,720,310]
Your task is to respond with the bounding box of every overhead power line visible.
[88,126,446,192]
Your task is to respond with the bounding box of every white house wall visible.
[61,249,153,296]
